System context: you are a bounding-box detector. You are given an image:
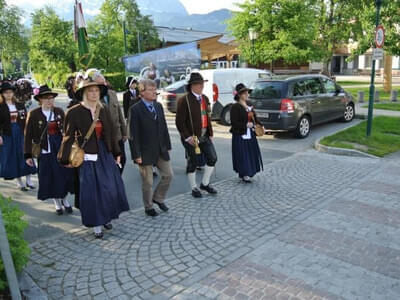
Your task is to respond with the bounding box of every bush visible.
[0,194,30,292]
[104,72,126,92]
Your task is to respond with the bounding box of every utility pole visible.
[366,0,383,137]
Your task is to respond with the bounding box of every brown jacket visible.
[57,103,121,165]
[101,89,127,141]
[0,101,27,136]
[175,92,213,140]
[24,107,65,159]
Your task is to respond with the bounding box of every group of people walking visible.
[0,69,264,239]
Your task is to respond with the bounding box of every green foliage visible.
[320,116,400,157]
[0,194,30,292]
[362,102,400,112]
[345,86,393,102]
[350,0,400,58]
[29,6,77,86]
[0,1,29,77]
[105,72,126,91]
[228,0,321,66]
[88,0,160,73]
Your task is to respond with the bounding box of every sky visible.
[8,0,245,15]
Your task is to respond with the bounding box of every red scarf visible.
[200,96,208,129]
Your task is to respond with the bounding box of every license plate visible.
[257,112,269,119]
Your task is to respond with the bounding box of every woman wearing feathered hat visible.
[58,71,129,239]
[0,82,37,190]
[230,83,263,183]
[24,85,74,215]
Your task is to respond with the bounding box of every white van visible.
[199,68,271,125]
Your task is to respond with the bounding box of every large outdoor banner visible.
[122,42,201,79]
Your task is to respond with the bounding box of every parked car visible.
[199,68,272,125]
[248,74,355,138]
[158,80,186,113]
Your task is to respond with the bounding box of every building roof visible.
[156,26,222,43]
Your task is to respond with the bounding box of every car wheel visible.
[342,104,354,122]
[220,106,231,126]
[295,115,311,138]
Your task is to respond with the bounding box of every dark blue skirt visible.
[79,140,129,227]
[232,131,263,178]
[0,123,37,179]
[37,134,72,200]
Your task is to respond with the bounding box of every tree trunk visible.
[383,55,392,93]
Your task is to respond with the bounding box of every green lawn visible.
[362,102,400,111]
[336,81,370,86]
[320,116,400,157]
[344,86,394,102]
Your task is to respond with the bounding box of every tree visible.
[29,7,77,86]
[228,0,323,69]
[88,0,160,73]
[0,0,28,78]
[349,0,400,92]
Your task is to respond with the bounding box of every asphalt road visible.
[0,95,360,242]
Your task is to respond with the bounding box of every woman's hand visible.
[26,158,35,167]
[247,122,254,128]
[0,136,3,146]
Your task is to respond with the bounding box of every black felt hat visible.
[234,83,252,101]
[187,72,208,86]
[34,85,58,101]
[0,82,17,93]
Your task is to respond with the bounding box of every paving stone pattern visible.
[24,151,400,299]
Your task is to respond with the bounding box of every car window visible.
[304,78,324,95]
[165,80,185,91]
[292,81,307,96]
[250,81,283,99]
[322,78,337,93]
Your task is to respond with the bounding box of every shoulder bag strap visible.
[185,94,195,136]
[81,104,100,148]
[38,110,53,142]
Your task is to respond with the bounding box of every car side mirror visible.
[335,88,344,95]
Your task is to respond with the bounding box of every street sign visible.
[373,48,384,60]
[375,25,385,48]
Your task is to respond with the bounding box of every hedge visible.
[0,194,30,292]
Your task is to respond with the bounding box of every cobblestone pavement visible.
[24,150,400,299]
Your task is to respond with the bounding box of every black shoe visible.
[103,223,113,230]
[191,188,202,198]
[56,208,63,215]
[145,208,159,217]
[27,184,36,190]
[20,186,28,192]
[94,232,103,239]
[200,183,217,194]
[62,201,73,213]
[153,200,169,212]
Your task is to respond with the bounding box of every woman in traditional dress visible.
[0,82,36,190]
[58,73,129,239]
[24,85,73,215]
[230,83,263,183]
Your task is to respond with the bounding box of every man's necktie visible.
[149,104,157,120]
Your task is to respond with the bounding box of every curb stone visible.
[314,138,379,159]
[19,271,48,300]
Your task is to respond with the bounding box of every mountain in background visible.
[19,0,231,33]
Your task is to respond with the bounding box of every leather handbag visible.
[32,111,53,158]
[251,112,265,137]
[69,105,100,168]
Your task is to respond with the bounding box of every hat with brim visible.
[0,82,17,93]
[75,80,108,101]
[234,83,252,100]
[186,72,208,86]
[125,76,138,89]
[34,85,58,101]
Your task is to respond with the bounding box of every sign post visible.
[366,0,384,137]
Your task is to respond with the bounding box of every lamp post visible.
[249,28,258,66]
[366,0,383,137]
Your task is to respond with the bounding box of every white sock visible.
[61,198,71,207]
[26,175,33,186]
[16,178,25,188]
[53,199,62,210]
[188,172,197,190]
[202,166,214,186]
[93,226,102,234]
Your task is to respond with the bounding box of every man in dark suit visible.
[129,79,173,216]
[175,72,218,198]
